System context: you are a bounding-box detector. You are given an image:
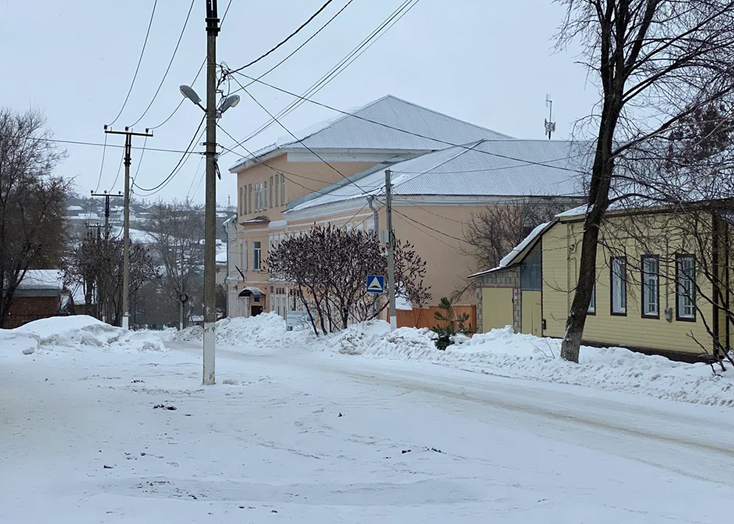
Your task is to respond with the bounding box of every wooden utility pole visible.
[384,169,397,331]
[202,0,220,385]
[90,191,123,239]
[103,126,153,329]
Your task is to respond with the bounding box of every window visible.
[676,255,696,320]
[264,181,268,211]
[588,281,596,314]
[255,183,260,212]
[269,176,274,208]
[610,257,627,315]
[253,241,261,271]
[239,187,244,215]
[642,255,659,318]
[248,184,252,214]
[275,176,280,207]
[280,174,286,204]
[520,244,541,291]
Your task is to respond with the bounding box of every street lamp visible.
[180,82,239,385]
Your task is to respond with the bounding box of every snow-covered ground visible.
[2,315,734,523]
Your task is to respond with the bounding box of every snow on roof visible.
[289,139,589,213]
[67,205,84,212]
[229,95,511,172]
[110,227,157,244]
[17,270,64,290]
[469,222,552,279]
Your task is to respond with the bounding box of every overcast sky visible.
[1,0,600,206]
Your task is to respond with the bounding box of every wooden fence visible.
[395,305,477,331]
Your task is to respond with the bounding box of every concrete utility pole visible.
[384,169,397,331]
[104,126,153,329]
[203,0,220,385]
[90,191,123,239]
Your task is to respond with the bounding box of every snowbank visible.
[330,324,734,407]
[0,316,166,355]
[169,313,295,348]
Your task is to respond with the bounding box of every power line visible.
[130,0,196,127]
[147,0,234,130]
[0,134,193,154]
[108,150,125,193]
[223,0,420,150]
[133,115,205,194]
[225,0,355,96]
[228,72,585,175]
[108,0,159,126]
[217,125,342,196]
[239,86,374,197]
[127,135,149,192]
[93,133,109,193]
[227,0,336,74]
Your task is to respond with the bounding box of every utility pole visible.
[203,0,220,385]
[90,191,123,239]
[104,126,153,329]
[384,170,397,331]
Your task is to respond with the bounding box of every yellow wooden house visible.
[470,203,733,362]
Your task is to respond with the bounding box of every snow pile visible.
[1,316,166,355]
[327,324,734,407]
[169,313,295,348]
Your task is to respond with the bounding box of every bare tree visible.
[0,108,68,328]
[143,200,205,326]
[268,226,431,335]
[557,0,734,362]
[464,199,573,270]
[64,237,157,326]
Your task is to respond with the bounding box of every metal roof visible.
[229,95,512,172]
[288,139,590,213]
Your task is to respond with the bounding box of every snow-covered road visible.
[2,336,734,523]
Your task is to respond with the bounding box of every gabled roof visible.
[229,95,512,172]
[469,222,553,279]
[287,139,589,213]
[17,270,64,291]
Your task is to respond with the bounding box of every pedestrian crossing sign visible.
[366,275,385,293]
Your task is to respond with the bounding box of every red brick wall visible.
[5,296,60,328]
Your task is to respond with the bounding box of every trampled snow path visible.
[2,323,734,522]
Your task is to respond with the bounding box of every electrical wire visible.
[133,115,206,194]
[108,0,158,126]
[227,0,335,74]
[0,134,193,154]
[147,0,234,130]
[186,155,205,199]
[130,0,196,127]
[226,0,355,97]
[127,135,149,191]
[108,150,125,193]
[93,133,109,193]
[223,0,420,149]
[228,73,585,175]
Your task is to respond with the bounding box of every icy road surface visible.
[2,338,734,523]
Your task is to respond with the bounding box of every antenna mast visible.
[544,94,556,140]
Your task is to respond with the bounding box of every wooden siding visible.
[541,216,714,355]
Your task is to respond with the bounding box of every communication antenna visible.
[544,94,556,140]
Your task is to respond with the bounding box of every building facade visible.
[226,95,585,326]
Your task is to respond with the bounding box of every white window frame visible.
[642,255,659,318]
[253,241,261,271]
[676,255,696,320]
[611,257,627,315]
